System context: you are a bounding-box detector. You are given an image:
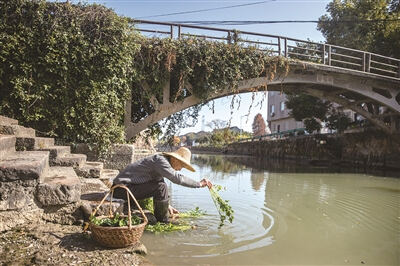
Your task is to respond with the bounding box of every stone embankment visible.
[225,132,400,171]
[0,114,153,265]
[0,114,123,231]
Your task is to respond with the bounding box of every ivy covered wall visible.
[0,0,138,154]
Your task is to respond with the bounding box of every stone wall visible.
[72,144,154,171]
[226,131,400,171]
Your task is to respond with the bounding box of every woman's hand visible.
[168,205,179,215]
[200,178,213,189]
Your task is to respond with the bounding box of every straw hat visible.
[162,147,195,172]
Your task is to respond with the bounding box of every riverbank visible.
[190,131,400,172]
[0,222,151,266]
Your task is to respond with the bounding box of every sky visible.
[68,0,331,134]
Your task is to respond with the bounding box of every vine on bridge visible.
[131,37,290,137]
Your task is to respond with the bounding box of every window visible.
[277,124,280,132]
[280,101,285,111]
[270,104,275,115]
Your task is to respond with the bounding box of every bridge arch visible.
[125,62,400,139]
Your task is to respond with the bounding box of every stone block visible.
[104,144,135,171]
[0,124,35,137]
[0,115,18,126]
[0,151,49,182]
[71,143,98,161]
[0,135,16,160]
[0,179,38,210]
[36,167,81,206]
[99,169,119,188]
[16,137,54,151]
[40,145,70,162]
[54,153,86,168]
[75,161,103,178]
[80,178,109,194]
[41,202,83,225]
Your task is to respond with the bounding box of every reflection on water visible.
[142,154,400,265]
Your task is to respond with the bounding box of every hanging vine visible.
[131,37,290,138]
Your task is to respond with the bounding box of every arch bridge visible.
[125,20,400,139]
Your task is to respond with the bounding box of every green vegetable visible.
[179,207,206,218]
[89,213,142,227]
[209,185,234,228]
[144,207,205,233]
[145,222,192,233]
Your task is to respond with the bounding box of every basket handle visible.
[90,184,148,228]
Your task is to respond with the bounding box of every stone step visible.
[80,177,109,194]
[36,167,81,206]
[41,146,71,162]
[54,153,86,168]
[0,135,16,160]
[0,151,49,182]
[16,137,55,151]
[0,124,35,137]
[75,161,104,179]
[0,115,18,125]
[99,169,119,188]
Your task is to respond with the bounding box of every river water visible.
[141,154,400,265]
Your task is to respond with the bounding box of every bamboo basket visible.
[89,184,148,248]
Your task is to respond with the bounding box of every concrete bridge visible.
[125,20,400,139]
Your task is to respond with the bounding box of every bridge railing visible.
[131,20,400,80]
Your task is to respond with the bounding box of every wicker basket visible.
[89,184,148,248]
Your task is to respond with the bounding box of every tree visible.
[304,118,322,134]
[252,113,267,136]
[206,119,228,131]
[326,110,352,133]
[318,0,400,58]
[286,93,330,121]
[285,92,353,133]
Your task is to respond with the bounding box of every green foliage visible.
[318,0,400,58]
[144,207,205,233]
[286,92,353,133]
[89,213,142,227]
[209,185,234,228]
[326,110,352,133]
[132,37,289,138]
[303,118,322,133]
[0,0,289,151]
[0,0,139,156]
[179,207,206,218]
[145,222,192,233]
[286,93,331,121]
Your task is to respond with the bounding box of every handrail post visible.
[170,25,174,39]
[284,38,288,58]
[366,53,371,73]
[323,44,326,64]
[178,25,181,39]
[362,52,366,72]
[397,61,400,78]
[227,31,231,44]
[327,45,331,66]
[278,37,281,56]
